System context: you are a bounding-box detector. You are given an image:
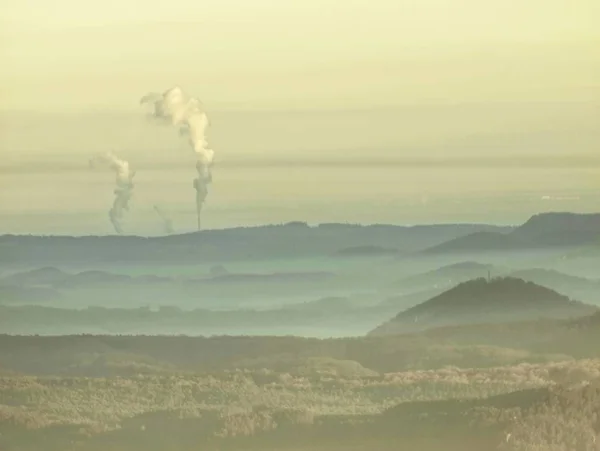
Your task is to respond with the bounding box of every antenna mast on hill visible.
[487,270,491,281]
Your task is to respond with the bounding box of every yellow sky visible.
[1,0,599,110]
[1,0,599,232]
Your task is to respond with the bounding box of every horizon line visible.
[1,98,599,115]
[7,211,600,239]
[4,211,600,239]
[3,154,600,175]
[0,220,518,239]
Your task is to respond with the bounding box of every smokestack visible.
[153,205,174,235]
[90,151,135,234]
[141,87,214,231]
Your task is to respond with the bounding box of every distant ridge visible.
[0,220,510,238]
[569,310,600,329]
[517,212,600,237]
[0,222,510,264]
[508,268,598,289]
[393,264,600,304]
[370,277,598,336]
[5,267,69,286]
[396,261,500,288]
[1,267,334,288]
[334,245,399,257]
[422,212,600,254]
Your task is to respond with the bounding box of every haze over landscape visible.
[2,0,600,233]
[1,1,600,450]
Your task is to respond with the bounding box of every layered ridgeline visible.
[371,277,598,336]
[422,212,600,254]
[387,263,600,304]
[0,266,340,311]
[1,212,598,265]
[0,222,510,264]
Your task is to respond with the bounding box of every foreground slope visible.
[0,331,599,451]
[3,310,600,375]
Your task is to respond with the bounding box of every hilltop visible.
[423,212,600,254]
[395,261,501,290]
[392,263,600,303]
[508,268,596,288]
[370,277,597,336]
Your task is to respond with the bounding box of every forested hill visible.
[371,277,597,335]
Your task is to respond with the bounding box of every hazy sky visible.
[1,0,599,233]
[2,0,600,110]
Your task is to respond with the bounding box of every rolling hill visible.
[422,212,600,254]
[508,268,598,289]
[395,261,502,290]
[370,277,598,336]
[392,263,600,305]
[0,266,344,310]
[0,222,512,264]
[333,245,399,257]
[507,268,600,303]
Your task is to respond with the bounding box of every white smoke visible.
[140,87,214,231]
[89,151,135,234]
[153,205,175,235]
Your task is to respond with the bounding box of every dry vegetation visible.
[1,313,599,450]
[0,338,599,450]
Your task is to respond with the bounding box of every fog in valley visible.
[2,0,600,449]
[2,217,600,451]
[2,217,600,338]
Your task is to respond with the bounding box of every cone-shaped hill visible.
[370,277,598,336]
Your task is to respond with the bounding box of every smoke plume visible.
[153,205,175,235]
[140,87,214,231]
[89,151,135,234]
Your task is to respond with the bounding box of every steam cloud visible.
[153,205,175,235]
[89,152,135,234]
[140,86,214,231]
